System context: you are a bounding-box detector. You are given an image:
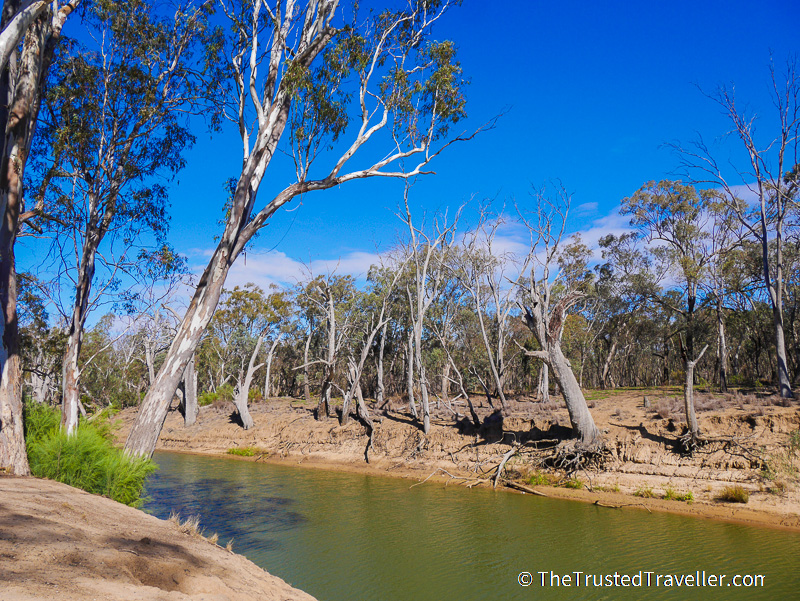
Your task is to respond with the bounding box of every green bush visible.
[24,402,156,507]
[227,447,259,456]
[199,383,235,407]
[527,471,551,486]
[663,485,694,503]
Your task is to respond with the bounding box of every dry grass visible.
[169,512,222,546]
[717,485,749,503]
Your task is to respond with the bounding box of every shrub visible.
[227,447,257,457]
[634,485,655,498]
[663,486,694,503]
[199,383,236,407]
[24,402,156,507]
[717,485,749,503]
[528,471,551,486]
[561,478,583,490]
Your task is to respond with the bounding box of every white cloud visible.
[183,205,636,295]
[187,248,382,292]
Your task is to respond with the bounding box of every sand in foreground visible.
[0,476,316,601]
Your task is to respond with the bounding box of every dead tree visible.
[517,185,601,447]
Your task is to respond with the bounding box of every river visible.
[144,451,800,601]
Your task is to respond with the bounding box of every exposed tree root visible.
[542,440,607,475]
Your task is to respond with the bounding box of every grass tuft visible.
[663,485,694,503]
[24,402,155,507]
[527,471,552,486]
[227,447,257,457]
[717,485,749,503]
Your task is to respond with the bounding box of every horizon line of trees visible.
[1,0,797,475]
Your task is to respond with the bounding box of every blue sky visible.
[19,0,800,299]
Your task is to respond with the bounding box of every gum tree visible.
[125,0,475,457]
[0,0,79,475]
[675,60,800,398]
[517,185,601,448]
[28,0,212,434]
[622,180,715,443]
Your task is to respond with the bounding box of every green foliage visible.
[634,485,655,498]
[663,485,694,503]
[226,447,262,457]
[717,485,749,503]
[527,471,552,486]
[199,383,235,407]
[560,478,584,490]
[24,402,156,507]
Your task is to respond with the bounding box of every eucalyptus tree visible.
[429,269,481,427]
[26,0,212,435]
[299,273,356,420]
[338,265,403,455]
[206,283,286,429]
[261,287,291,399]
[516,185,601,447]
[366,260,409,407]
[595,233,649,388]
[0,0,79,475]
[294,277,324,402]
[126,0,475,458]
[675,60,800,398]
[401,198,461,434]
[702,200,744,392]
[457,210,527,408]
[18,273,64,403]
[622,180,717,442]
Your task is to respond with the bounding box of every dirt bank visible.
[0,476,316,601]
[114,388,800,531]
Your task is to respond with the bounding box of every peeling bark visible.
[1,0,77,474]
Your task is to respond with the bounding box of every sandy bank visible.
[0,476,316,601]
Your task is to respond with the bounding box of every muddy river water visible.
[144,451,800,601]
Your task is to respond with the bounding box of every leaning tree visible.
[125,0,479,458]
[517,184,601,447]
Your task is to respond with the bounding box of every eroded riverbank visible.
[114,389,800,531]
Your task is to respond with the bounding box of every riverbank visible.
[114,388,800,531]
[0,476,316,600]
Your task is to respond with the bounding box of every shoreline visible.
[113,390,800,535]
[0,475,317,601]
[152,445,800,533]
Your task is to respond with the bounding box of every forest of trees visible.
[1,0,798,475]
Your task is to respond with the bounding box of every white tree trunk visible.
[522,305,600,446]
[263,336,280,399]
[376,322,387,406]
[303,327,312,402]
[182,355,198,426]
[406,331,417,417]
[234,335,264,430]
